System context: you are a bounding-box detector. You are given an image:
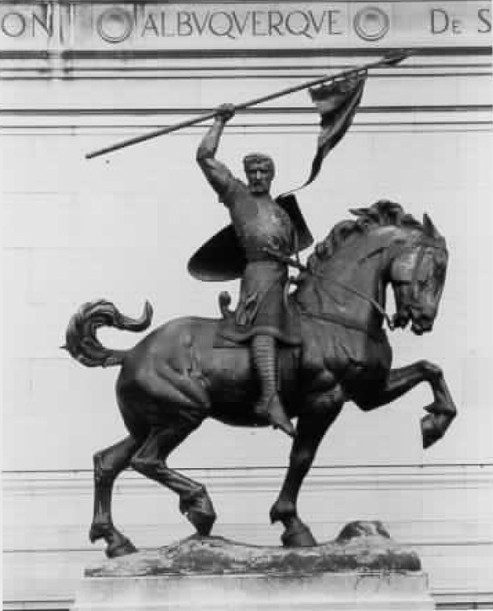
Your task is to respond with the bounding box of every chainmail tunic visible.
[219,177,301,344]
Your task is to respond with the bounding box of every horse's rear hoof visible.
[106,538,138,558]
[180,487,217,536]
[282,520,317,548]
[190,510,216,536]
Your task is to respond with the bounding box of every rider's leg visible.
[251,334,295,438]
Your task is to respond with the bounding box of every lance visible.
[86,50,409,160]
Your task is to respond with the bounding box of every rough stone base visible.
[72,522,435,611]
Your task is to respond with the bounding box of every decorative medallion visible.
[353,6,390,41]
[96,7,133,43]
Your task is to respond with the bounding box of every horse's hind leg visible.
[89,435,140,558]
[130,416,216,537]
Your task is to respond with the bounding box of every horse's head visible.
[389,214,448,335]
[296,201,448,337]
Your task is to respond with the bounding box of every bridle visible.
[406,238,447,306]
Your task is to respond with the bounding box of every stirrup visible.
[255,394,295,438]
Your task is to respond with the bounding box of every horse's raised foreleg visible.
[89,435,140,558]
[130,417,216,536]
[354,360,457,448]
[270,389,344,547]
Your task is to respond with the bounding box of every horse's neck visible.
[296,235,389,330]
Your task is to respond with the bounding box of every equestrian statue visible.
[66,54,457,559]
[64,116,456,557]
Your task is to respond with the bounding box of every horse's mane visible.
[309,199,423,264]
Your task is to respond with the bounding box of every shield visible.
[188,193,314,281]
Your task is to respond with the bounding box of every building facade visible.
[2,0,492,608]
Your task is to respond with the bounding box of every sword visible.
[85,50,410,160]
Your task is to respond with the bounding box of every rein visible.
[266,235,445,340]
[326,277,394,330]
[266,247,394,336]
[297,305,386,341]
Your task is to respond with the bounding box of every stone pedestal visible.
[73,572,434,610]
[72,522,435,611]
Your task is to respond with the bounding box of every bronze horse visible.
[64,200,457,558]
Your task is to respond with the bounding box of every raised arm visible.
[196,104,236,197]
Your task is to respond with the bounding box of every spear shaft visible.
[86,51,409,160]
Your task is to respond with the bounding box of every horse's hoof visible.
[421,413,443,449]
[180,487,217,536]
[188,510,216,536]
[106,538,138,558]
[281,522,317,547]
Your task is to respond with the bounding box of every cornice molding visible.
[0,107,491,131]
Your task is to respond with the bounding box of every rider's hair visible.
[243,153,275,177]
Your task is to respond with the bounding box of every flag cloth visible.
[302,71,367,188]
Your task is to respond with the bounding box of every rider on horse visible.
[196,103,307,438]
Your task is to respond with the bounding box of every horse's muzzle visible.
[392,311,410,329]
[411,316,434,335]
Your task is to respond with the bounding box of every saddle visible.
[213,292,302,349]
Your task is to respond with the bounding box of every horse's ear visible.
[422,213,440,238]
[350,207,368,217]
[350,207,380,223]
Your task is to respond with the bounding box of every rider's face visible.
[245,162,273,195]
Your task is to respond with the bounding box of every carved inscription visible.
[94,7,351,43]
[0,2,490,49]
[0,5,52,38]
[430,6,491,34]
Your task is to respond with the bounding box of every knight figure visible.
[195,103,313,438]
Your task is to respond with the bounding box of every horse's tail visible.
[63,299,153,368]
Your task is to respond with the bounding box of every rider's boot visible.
[251,335,295,438]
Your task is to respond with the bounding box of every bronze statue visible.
[64,199,456,558]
